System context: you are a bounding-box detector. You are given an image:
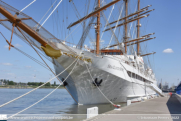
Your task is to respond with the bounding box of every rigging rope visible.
[38,0,63,30]
[7,56,80,120]
[107,3,124,48]
[13,47,53,71]
[102,12,119,48]
[17,28,78,103]
[70,0,94,42]
[0,32,53,71]
[37,0,58,26]
[19,0,36,13]
[63,1,99,43]
[100,4,115,41]
[127,4,137,55]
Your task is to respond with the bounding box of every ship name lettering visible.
[107,64,123,71]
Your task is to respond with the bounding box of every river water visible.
[0,89,126,120]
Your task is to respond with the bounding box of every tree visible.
[3,79,7,85]
[7,80,10,84]
[39,82,44,86]
[35,83,39,86]
[9,81,14,85]
[54,81,56,86]
[45,82,50,87]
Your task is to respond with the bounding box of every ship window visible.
[140,77,143,81]
[138,75,140,80]
[132,73,135,78]
[127,71,131,77]
[136,75,138,79]
[139,76,142,81]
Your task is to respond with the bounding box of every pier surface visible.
[86,94,181,121]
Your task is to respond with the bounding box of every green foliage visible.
[45,82,50,87]
[8,81,14,85]
[27,82,50,87]
[27,82,40,86]
[39,82,44,86]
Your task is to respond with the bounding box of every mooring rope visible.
[83,56,116,106]
[0,58,78,108]
[17,28,78,103]
[7,56,80,120]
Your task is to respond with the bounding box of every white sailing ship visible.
[0,0,163,104]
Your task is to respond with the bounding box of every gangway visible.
[148,83,164,97]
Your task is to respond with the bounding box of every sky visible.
[0,0,181,86]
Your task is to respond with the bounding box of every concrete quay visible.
[85,94,181,121]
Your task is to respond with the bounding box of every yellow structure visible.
[41,44,62,59]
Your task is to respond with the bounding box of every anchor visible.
[93,78,103,87]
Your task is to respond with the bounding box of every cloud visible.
[1,63,13,66]
[14,44,22,47]
[4,45,9,48]
[7,73,15,76]
[25,66,32,68]
[163,48,173,53]
[4,44,22,48]
[0,70,11,72]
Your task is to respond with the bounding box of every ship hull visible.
[53,47,156,104]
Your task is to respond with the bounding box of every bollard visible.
[127,100,131,106]
[87,107,98,119]
[141,97,145,102]
[142,96,147,101]
[114,105,121,111]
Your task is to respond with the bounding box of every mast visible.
[96,0,100,55]
[124,0,128,54]
[137,0,140,55]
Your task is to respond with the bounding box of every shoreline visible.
[0,86,65,89]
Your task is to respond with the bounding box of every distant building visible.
[175,82,181,95]
[0,81,4,86]
[162,83,169,91]
[158,83,162,90]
